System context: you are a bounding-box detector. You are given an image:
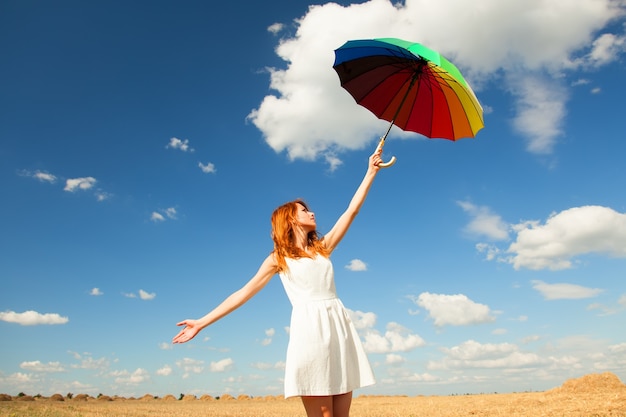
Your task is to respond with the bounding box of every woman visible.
[173,147,384,417]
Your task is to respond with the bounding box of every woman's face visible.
[295,203,316,232]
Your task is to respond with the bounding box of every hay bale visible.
[98,395,113,401]
[16,395,35,401]
[162,394,177,401]
[49,394,64,401]
[200,394,214,401]
[220,393,235,400]
[73,394,89,401]
[263,395,276,401]
[551,372,626,395]
[182,394,197,401]
[237,394,251,400]
[139,394,154,401]
[0,394,12,402]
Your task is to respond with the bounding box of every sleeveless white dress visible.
[278,255,375,398]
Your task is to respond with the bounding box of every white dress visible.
[278,255,375,398]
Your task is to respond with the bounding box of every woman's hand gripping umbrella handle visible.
[376,136,396,168]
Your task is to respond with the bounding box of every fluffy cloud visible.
[345,259,367,271]
[413,293,496,327]
[20,361,65,373]
[166,137,194,152]
[210,358,234,373]
[156,365,172,376]
[428,340,550,370]
[151,207,178,223]
[471,205,626,271]
[199,161,216,173]
[64,177,96,192]
[509,206,626,270]
[0,310,69,326]
[261,328,275,346]
[176,358,205,378]
[458,200,509,240]
[532,280,603,300]
[362,322,425,354]
[112,368,150,385]
[138,289,156,300]
[249,0,626,166]
[90,288,103,296]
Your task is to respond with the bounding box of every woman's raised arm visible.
[323,147,383,253]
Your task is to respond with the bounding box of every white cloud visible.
[95,191,112,201]
[532,280,603,300]
[199,161,216,173]
[113,368,150,385]
[138,289,156,300]
[159,342,173,350]
[250,361,284,370]
[508,206,626,270]
[64,177,96,192]
[251,362,273,370]
[32,170,57,183]
[261,328,275,346]
[429,340,549,370]
[608,343,626,354]
[345,259,367,271]
[473,205,626,271]
[586,33,626,67]
[348,309,377,330]
[248,0,626,167]
[176,358,205,378]
[89,288,103,296]
[210,358,234,373]
[509,74,567,154]
[122,289,155,300]
[151,207,177,222]
[150,212,165,222]
[362,322,425,354]
[619,294,626,307]
[385,353,406,365]
[0,310,69,326]
[156,365,172,376]
[70,354,109,371]
[166,137,194,152]
[163,207,177,219]
[267,22,284,35]
[20,360,64,373]
[458,201,509,240]
[413,293,496,327]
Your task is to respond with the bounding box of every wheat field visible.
[1,372,625,417]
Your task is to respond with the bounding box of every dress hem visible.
[284,381,376,399]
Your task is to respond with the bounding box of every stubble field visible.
[1,372,624,417]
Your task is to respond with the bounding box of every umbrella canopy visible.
[333,38,484,166]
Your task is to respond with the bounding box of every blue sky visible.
[1,0,626,398]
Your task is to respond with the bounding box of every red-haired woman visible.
[173,147,384,417]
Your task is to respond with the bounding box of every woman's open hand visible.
[172,319,201,344]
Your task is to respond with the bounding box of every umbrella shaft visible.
[382,72,420,140]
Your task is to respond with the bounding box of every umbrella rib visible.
[382,67,422,140]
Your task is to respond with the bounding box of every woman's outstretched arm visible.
[172,254,278,344]
[323,146,383,253]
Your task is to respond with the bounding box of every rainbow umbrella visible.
[333,38,484,167]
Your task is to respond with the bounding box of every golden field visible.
[1,372,625,417]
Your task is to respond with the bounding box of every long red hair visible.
[271,199,329,272]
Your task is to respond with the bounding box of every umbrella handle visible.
[375,137,397,168]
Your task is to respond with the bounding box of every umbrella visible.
[333,37,484,167]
